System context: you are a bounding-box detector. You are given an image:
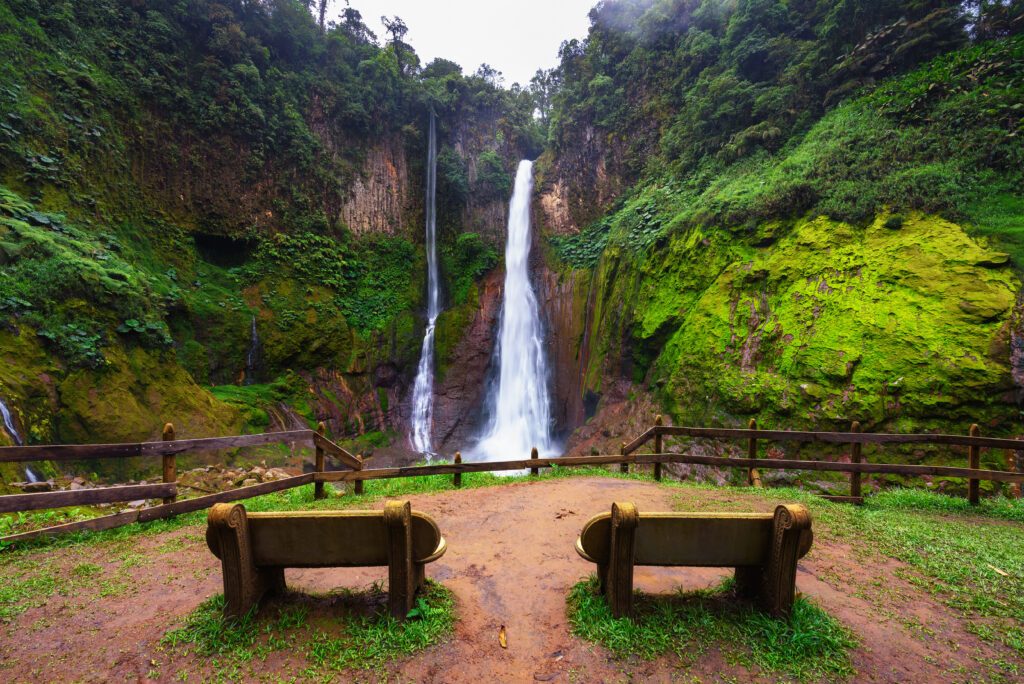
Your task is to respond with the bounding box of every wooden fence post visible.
[850,421,862,499]
[620,442,628,474]
[162,423,176,505]
[653,415,663,481]
[748,419,762,487]
[354,454,364,495]
[314,421,326,500]
[1011,450,1023,499]
[454,452,462,488]
[968,423,980,505]
[530,447,539,476]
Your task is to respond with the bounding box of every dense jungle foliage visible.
[0,0,540,446]
[541,0,1024,438]
[547,0,1022,230]
[0,1,535,366]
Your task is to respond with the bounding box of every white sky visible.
[328,0,597,86]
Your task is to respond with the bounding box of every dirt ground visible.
[0,477,1015,683]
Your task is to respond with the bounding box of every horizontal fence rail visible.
[0,483,178,513]
[2,417,1022,545]
[0,429,316,463]
[0,423,358,544]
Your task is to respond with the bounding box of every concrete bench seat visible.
[576,502,812,618]
[207,500,446,620]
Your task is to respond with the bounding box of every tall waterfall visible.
[410,111,440,455]
[0,397,22,446]
[472,160,554,461]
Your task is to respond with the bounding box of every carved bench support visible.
[208,503,284,619]
[385,500,416,619]
[606,502,638,618]
[762,503,813,617]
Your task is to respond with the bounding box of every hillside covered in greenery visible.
[537,0,1024,449]
[0,0,539,453]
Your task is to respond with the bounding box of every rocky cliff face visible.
[535,126,628,236]
[340,136,412,236]
[427,269,504,453]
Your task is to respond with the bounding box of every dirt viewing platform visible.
[1,474,1021,683]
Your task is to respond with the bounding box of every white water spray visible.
[471,160,554,461]
[410,111,440,455]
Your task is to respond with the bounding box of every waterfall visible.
[0,397,22,446]
[410,111,440,456]
[0,396,32,481]
[471,160,554,461]
[245,316,260,385]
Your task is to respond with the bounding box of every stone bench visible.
[575,502,812,618]
[206,500,446,620]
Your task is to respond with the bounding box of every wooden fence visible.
[0,422,360,543]
[2,417,1023,544]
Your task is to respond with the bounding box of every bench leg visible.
[734,566,763,600]
[761,504,812,617]
[606,502,638,618]
[208,503,267,620]
[412,562,426,591]
[385,500,415,621]
[262,567,286,596]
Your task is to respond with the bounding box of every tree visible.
[529,68,559,124]
[381,15,416,75]
[475,63,503,86]
[340,4,376,43]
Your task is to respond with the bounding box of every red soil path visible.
[0,477,1012,682]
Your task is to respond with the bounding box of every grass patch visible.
[162,580,455,676]
[567,575,856,681]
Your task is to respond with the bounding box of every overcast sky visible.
[329,0,597,86]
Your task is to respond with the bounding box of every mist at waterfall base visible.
[410,111,440,457]
[467,160,558,463]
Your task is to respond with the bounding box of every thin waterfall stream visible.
[0,396,36,482]
[410,111,440,456]
[245,315,260,385]
[470,160,555,461]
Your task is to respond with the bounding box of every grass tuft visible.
[567,575,857,681]
[162,580,455,674]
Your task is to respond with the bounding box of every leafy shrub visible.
[442,232,497,305]
[473,149,512,202]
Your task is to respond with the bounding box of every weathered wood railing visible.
[312,418,1024,505]
[616,418,1024,504]
[3,417,1022,544]
[0,424,360,543]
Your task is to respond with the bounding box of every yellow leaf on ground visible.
[499,625,507,649]
[987,563,1009,577]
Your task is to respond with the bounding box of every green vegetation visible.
[567,576,857,681]
[441,232,499,306]
[0,0,539,450]
[543,3,1024,436]
[163,581,454,676]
